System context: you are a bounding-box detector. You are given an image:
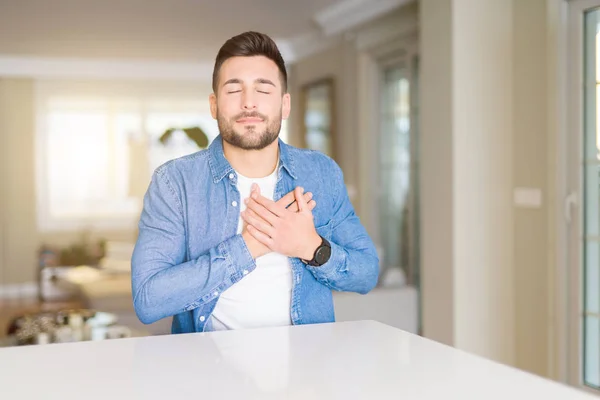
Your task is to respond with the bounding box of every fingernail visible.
[244,198,249,204]
[251,192,258,199]
[307,192,313,199]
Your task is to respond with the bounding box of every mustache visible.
[233,111,267,121]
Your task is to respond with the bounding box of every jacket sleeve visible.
[131,166,255,324]
[304,160,380,294]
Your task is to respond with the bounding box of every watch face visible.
[315,245,331,265]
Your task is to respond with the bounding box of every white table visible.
[0,320,595,399]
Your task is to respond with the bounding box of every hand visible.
[242,186,322,260]
[242,186,316,259]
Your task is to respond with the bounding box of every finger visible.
[252,183,261,197]
[245,197,280,225]
[308,199,316,211]
[247,225,274,248]
[242,184,260,210]
[277,190,297,208]
[284,192,312,212]
[294,186,308,213]
[241,209,275,237]
[251,193,287,218]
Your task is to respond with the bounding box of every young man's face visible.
[210,55,291,151]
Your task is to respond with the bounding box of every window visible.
[377,53,420,289]
[35,83,220,232]
[46,107,132,220]
[378,66,410,274]
[582,7,600,390]
[301,79,334,158]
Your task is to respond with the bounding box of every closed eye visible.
[227,90,241,94]
[257,90,270,94]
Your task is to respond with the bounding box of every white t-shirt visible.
[210,167,293,331]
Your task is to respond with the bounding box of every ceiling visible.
[0,0,341,62]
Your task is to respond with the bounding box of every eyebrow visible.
[255,78,276,87]
[222,78,276,87]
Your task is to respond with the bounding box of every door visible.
[567,0,600,392]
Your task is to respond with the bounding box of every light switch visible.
[513,187,542,208]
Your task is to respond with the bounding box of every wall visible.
[453,0,515,363]
[512,0,550,377]
[0,82,4,285]
[419,0,455,347]
[421,0,516,366]
[0,79,38,285]
[545,0,567,383]
[420,0,555,378]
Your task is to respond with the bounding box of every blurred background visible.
[0,0,598,395]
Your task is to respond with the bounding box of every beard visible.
[217,110,281,151]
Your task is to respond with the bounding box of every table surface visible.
[0,320,596,400]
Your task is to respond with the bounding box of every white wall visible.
[419,0,455,346]
[512,0,551,378]
[420,0,515,366]
[0,79,38,285]
[452,0,515,364]
[420,0,556,377]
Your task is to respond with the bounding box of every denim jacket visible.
[131,136,379,333]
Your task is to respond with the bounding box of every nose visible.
[242,90,257,110]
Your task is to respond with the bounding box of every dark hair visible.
[212,31,288,94]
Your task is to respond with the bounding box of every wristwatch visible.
[302,236,331,267]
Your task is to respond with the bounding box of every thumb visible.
[294,186,307,213]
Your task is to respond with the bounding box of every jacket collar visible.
[208,135,297,183]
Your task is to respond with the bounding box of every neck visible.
[222,138,279,178]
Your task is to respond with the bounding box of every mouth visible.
[236,118,264,124]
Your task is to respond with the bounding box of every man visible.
[131,31,379,333]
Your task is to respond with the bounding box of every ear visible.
[282,93,291,120]
[209,93,217,119]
